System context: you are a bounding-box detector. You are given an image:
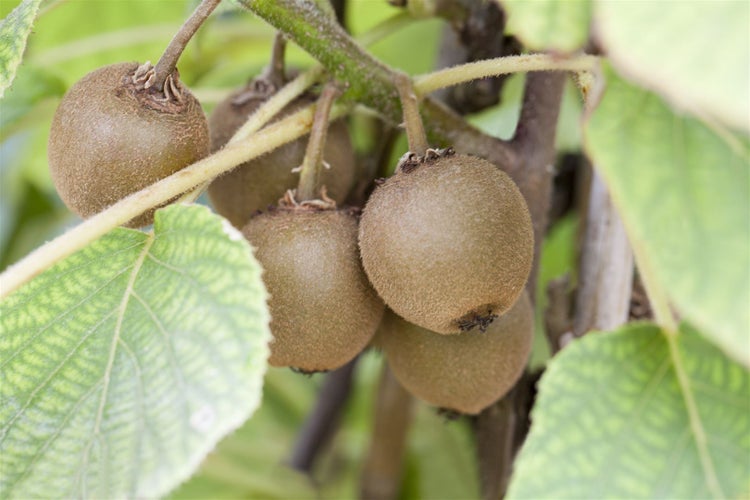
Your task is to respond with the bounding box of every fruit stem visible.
[394,72,429,156]
[296,83,341,202]
[260,32,288,89]
[151,0,221,92]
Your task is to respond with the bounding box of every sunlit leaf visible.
[0,0,43,98]
[501,0,591,53]
[0,204,271,498]
[595,0,750,132]
[584,68,750,366]
[508,323,750,499]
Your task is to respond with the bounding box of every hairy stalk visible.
[151,0,221,92]
[289,358,359,473]
[414,54,598,97]
[297,84,341,201]
[0,105,351,299]
[394,73,429,155]
[360,364,414,500]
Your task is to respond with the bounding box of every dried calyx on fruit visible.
[358,73,533,334]
[376,292,534,415]
[208,35,355,228]
[242,84,384,373]
[47,0,218,227]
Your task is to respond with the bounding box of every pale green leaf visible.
[584,68,750,367]
[595,0,750,132]
[501,0,591,53]
[0,0,43,99]
[0,204,271,498]
[508,323,750,499]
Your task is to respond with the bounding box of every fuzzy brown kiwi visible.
[242,207,384,372]
[207,86,355,228]
[358,150,533,334]
[48,62,209,227]
[377,292,533,415]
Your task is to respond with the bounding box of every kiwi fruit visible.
[242,206,384,372]
[48,62,209,227]
[358,149,533,334]
[377,291,533,415]
[207,84,356,228]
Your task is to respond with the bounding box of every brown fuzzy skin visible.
[378,292,533,415]
[358,153,533,334]
[242,209,384,371]
[48,62,209,227]
[208,89,355,228]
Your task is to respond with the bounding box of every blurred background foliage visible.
[0,1,580,496]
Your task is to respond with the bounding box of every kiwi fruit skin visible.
[208,90,356,228]
[242,209,385,372]
[377,292,533,415]
[48,62,209,227]
[358,152,533,334]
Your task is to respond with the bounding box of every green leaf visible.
[584,68,750,367]
[0,0,43,99]
[507,323,750,499]
[594,0,750,132]
[0,204,271,498]
[501,0,591,53]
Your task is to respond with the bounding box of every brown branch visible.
[360,364,414,500]
[572,170,634,339]
[288,357,359,473]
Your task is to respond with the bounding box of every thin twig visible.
[151,0,221,91]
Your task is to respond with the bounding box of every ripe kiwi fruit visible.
[48,62,209,227]
[358,149,534,334]
[377,291,533,415]
[242,206,385,372]
[207,83,356,228]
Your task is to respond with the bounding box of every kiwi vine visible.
[8,0,731,499]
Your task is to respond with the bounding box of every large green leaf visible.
[0,204,271,498]
[0,0,43,98]
[584,68,750,367]
[595,1,750,132]
[508,323,750,499]
[501,0,591,53]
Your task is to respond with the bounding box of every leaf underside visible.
[585,67,750,367]
[0,204,271,498]
[508,324,750,499]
